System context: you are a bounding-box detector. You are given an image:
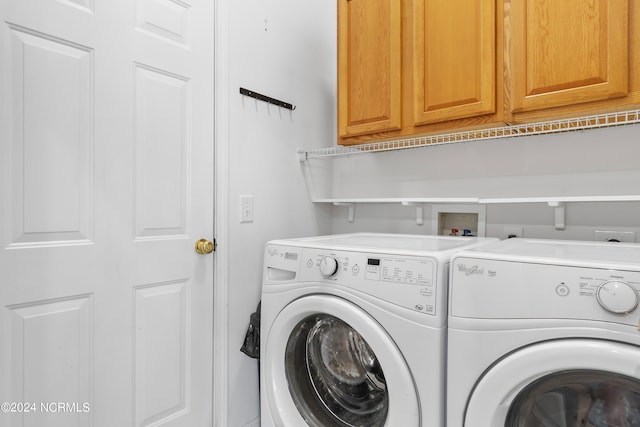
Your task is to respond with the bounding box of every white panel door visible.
[0,0,214,426]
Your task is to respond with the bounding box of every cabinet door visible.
[412,0,497,125]
[507,0,629,114]
[338,0,402,140]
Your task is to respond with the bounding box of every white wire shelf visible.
[314,195,640,205]
[320,195,640,228]
[300,109,640,160]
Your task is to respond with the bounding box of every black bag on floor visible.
[240,301,261,359]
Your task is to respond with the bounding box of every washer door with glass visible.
[463,339,640,427]
[263,294,420,427]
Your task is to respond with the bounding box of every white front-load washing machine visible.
[260,233,497,427]
[447,238,640,427]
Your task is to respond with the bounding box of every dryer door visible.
[263,294,420,427]
[463,339,640,427]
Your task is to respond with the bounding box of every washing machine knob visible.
[319,256,339,277]
[596,281,639,314]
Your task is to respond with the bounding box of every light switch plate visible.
[240,195,254,223]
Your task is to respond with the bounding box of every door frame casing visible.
[213,0,230,424]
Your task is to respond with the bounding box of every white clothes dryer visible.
[447,238,640,427]
[260,233,497,427]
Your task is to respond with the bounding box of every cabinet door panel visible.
[413,0,496,125]
[338,0,402,138]
[508,0,628,113]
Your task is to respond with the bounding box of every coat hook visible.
[239,87,296,110]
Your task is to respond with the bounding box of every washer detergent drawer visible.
[263,244,303,283]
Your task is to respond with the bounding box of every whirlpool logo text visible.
[457,264,485,276]
[457,263,497,277]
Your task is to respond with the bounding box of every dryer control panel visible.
[263,244,440,316]
[450,256,640,327]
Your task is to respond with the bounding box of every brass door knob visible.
[195,239,215,254]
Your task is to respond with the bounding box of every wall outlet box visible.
[432,205,486,237]
[594,230,636,242]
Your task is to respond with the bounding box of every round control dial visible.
[319,256,339,277]
[596,281,639,314]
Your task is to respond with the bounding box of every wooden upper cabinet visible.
[337,0,638,145]
[337,0,402,139]
[412,0,497,125]
[506,0,630,117]
[338,0,503,145]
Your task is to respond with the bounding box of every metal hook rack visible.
[239,87,296,110]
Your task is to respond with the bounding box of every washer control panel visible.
[306,250,438,315]
[263,244,440,316]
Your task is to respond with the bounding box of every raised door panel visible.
[133,281,189,426]
[5,25,93,247]
[412,0,496,125]
[337,0,402,141]
[507,0,629,114]
[7,296,92,427]
[134,64,189,239]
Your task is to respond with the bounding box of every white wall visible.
[308,124,640,200]
[220,1,640,424]
[330,200,640,241]
[325,125,640,241]
[220,0,336,425]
